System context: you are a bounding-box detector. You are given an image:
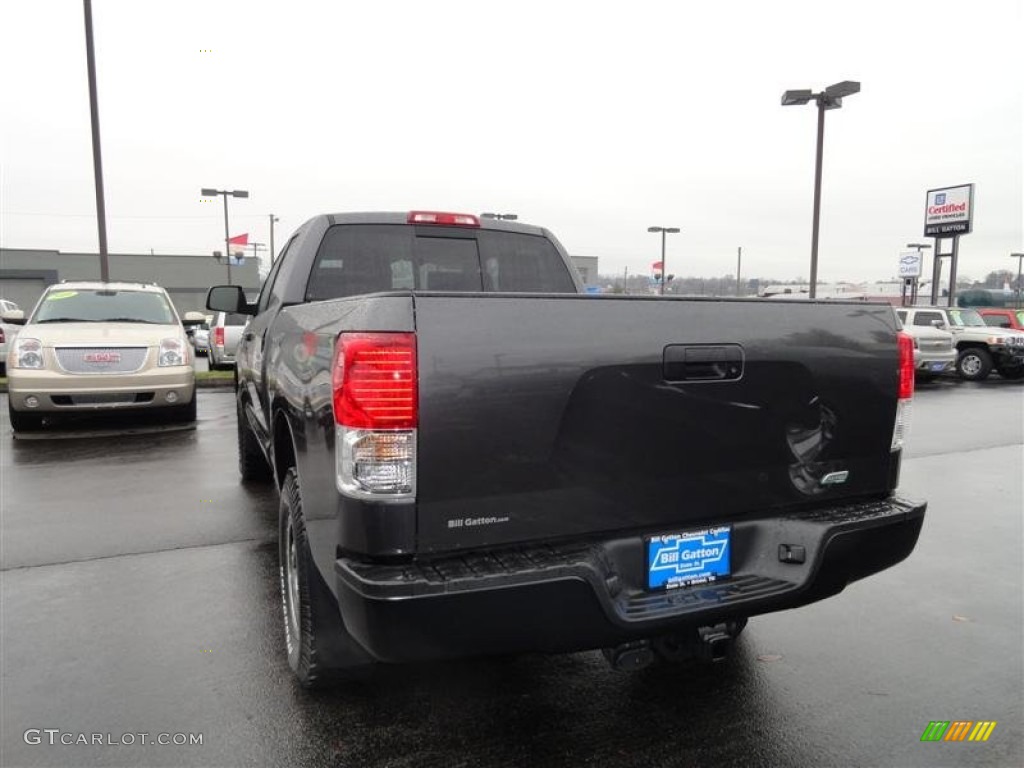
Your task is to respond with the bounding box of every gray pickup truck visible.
[208,211,926,687]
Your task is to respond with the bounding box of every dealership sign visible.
[924,184,973,236]
[898,251,923,278]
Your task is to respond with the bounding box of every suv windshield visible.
[32,289,176,325]
[947,309,986,327]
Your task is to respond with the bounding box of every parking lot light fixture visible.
[781,80,861,299]
[200,187,250,285]
[648,226,680,295]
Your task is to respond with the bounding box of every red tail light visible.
[897,331,915,400]
[407,211,480,227]
[332,332,417,429]
[214,327,225,347]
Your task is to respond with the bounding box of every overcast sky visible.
[1,0,1021,284]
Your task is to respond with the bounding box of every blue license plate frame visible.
[646,526,732,590]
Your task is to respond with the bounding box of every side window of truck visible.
[982,314,1010,328]
[913,311,943,327]
[257,235,296,314]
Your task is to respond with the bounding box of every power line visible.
[1,211,280,221]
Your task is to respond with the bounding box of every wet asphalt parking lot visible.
[0,379,1021,768]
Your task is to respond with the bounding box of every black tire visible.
[166,394,197,423]
[237,397,272,482]
[279,468,373,687]
[997,364,1024,380]
[956,347,993,381]
[8,403,43,432]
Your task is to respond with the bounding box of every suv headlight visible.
[158,337,187,367]
[12,337,44,369]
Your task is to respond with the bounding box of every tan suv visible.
[5,282,198,431]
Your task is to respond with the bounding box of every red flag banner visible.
[228,233,248,256]
[651,261,663,270]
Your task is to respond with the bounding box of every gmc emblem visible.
[83,352,121,363]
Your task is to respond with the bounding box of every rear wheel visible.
[279,468,373,687]
[237,397,272,482]
[956,347,992,381]
[8,403,43,432]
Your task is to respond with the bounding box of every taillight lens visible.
[897,331,915,400]
[333,332,417,498]
[891,331,914,452]
[214,327,225,347]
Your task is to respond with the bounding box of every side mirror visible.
[182,311,207,327]
[1,309,26,325]
[206,285,254,315]
[930,320,946,330]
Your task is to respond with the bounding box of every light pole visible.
[1012,253,1024,309]
[83,0,109,281]
[481,212,518,220]
[269,214,280,263]
[905,242,932,306]
[648,226,680,295]
[201,188,249,285]
[781,80,861,299]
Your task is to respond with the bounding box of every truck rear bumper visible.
[335,496,926,663]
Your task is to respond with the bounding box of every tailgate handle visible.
[663,344,744,382]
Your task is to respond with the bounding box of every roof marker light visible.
[407,211,480,227]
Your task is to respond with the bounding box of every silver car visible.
[208,311,248,369]
[0,298,22,375]
[187,322,210,356]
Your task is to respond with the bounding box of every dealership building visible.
[0,248,261,315]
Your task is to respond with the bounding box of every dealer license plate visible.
[646,526,731,590]
[930,362,947,371]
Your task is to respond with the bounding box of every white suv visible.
[6,282,198,431]
[897,306,1024,381]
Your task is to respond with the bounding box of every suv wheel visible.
[956,348,992,381]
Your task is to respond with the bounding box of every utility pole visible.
[1012,252,1024,309]
[736,247,742,296]
[269,214,280,262]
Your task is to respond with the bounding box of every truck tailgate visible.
[413,294,900,553]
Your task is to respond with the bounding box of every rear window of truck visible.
[305,225,576,301]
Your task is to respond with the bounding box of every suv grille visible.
[54,347,148,374]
